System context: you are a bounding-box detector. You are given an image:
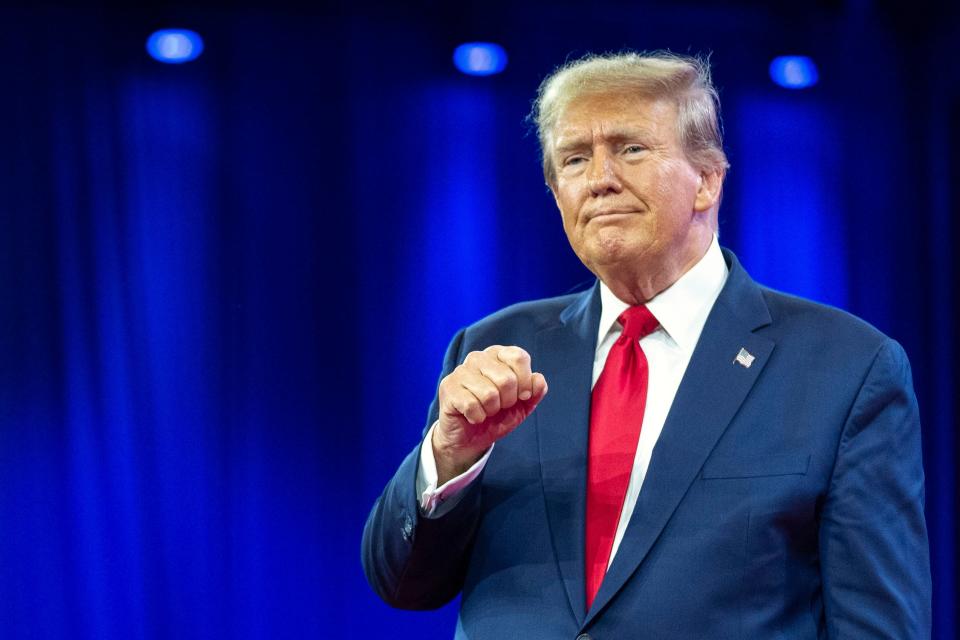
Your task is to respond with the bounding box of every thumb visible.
[526,372,549,406]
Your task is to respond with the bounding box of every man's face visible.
[548,92,712,289]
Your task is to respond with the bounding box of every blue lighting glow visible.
[769,56,819,89]
[146,29,204,64]
[453,43,508,76]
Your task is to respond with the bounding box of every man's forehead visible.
[550,93,677,145]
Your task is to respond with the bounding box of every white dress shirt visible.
[417,236,728,565]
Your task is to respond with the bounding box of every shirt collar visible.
[596,235,729,353]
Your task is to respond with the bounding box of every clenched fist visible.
[433,345,548,484]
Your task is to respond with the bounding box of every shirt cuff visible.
[416,421,493,518]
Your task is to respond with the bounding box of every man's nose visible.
[586,150,622,195]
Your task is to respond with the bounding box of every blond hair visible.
[531,51,730,184]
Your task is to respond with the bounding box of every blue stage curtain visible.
[0,5,955,639]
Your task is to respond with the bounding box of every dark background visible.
[1,1,956,637]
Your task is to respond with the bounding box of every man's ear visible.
[693,169,724,212]
[547,180,562,213]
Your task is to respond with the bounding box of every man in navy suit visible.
[362,52,930,638]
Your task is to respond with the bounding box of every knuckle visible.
[463,351,482,367]
[504,345,527,358]
[438,380,453,399]
[478,388,499,405]
[466,400,485,417]
[494,372,518,391]
[460,396,480,415]
[441,391,460,411]
[441,371,465,393]
[499,345,530,366]
[482,368,507,386]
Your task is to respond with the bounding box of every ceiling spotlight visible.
[146,29,204,64]
[453,43,508,77]
[769,56,818,89]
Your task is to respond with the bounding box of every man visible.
[362,52,930,638]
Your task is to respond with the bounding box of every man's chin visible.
[583,236,643,267]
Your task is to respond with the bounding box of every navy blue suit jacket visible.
[362,250,931,638]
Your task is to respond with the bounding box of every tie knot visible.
[618,305,659,340]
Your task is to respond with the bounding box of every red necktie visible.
[585,305,659,609]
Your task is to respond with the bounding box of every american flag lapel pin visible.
[734,347,755,368]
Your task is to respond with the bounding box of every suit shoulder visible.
[463,290,588,340]
[759,286,895,355]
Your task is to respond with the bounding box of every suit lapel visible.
[583,251,775,625]
[534,284,600,626]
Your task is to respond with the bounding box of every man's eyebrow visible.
[553,127,656,152]
[553,137,591,154]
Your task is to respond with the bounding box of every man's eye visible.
[564,156,586,166]
[624,145,646,154]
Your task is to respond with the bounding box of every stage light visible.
[146,29,204,64]
[453,43,508,76]
[769,56,818,89]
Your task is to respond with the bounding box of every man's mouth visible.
[586,209,638,221]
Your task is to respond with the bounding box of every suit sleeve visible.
[819,338,931,637]
[360,327,485,610]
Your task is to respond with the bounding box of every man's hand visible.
[433,345,548,484]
